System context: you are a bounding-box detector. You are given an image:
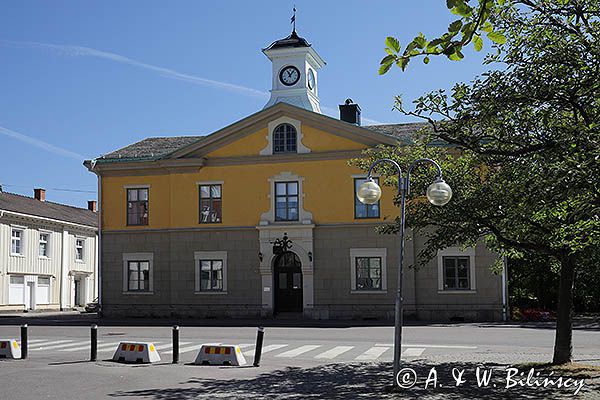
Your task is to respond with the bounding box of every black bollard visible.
[90,324,98,361]
[253,326,265,367]
[20,324,28,360]
[172,325,179,364]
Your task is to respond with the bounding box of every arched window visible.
[273,123,297,153]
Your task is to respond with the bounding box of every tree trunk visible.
[552,255,576,364]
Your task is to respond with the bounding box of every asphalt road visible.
[1,319,599,399]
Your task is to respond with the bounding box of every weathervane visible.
[291,5,296,33]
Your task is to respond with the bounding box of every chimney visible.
[34,188,46,202]
[87,200,97,212]
[339,98,361,126]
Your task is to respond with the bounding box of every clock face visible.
[307,69,315,90]
[279,66,300,86]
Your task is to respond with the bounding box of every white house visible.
[0,188,98,312]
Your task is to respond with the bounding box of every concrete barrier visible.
[112,342,160,363]
[194,344,247,366]
[0,339,21,359]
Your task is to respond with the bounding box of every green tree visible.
[370,0,599,364]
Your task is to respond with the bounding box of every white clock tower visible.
[262,29,326,113]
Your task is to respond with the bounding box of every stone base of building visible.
[101,304,503,322]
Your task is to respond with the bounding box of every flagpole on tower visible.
[291,5,296,33]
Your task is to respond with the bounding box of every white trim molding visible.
[437,247,477,292]
[196,180,224,186]
[123,184,151,189]
[349,248,388,293]
[194,251,228,293]
[260,116,311,155]
[122,252,154,294]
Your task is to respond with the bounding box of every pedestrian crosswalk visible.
[12,338,440,361]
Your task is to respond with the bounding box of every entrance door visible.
[74,279,81,307]
[25,282,35,310]
[274,251,303,313]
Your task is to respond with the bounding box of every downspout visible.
[502,256,508,321]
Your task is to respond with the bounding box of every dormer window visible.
[273,123,297,154]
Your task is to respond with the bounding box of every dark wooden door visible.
[274,252,303,313]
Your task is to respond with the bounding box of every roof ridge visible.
[0,191,95,213]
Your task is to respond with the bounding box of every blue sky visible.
[0,0,489,207]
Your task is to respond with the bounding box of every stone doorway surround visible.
[257,225,314,317]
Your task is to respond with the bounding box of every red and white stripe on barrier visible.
[112,342,160,363]
[0,339,21,359]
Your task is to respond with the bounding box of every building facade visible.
[85,30,506,321]
[0,189,98,311]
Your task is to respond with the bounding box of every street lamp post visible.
[357,158,452,387]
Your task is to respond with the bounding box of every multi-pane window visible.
[39,233,49,257]
[199,260,224,291]
[273,123,297,153]
[443,256,471,290]
[199,184,222,223]
[127,188,149,226]
[355,257,382,290]
[275,181,299,221]
[354,178,380,218]
[127,260,150,292]
[11,229,23,255]
[75,239,84,261]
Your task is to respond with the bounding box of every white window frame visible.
[10,226,25,256]
[122,252,154,294]
[259,171,313,225]
[39,231,51,258]
[194,251,228,294]
[75,237,85,262]
[260,116,310,156]
[349,248,387,293]
[437,247,477,293]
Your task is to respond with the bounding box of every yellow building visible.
[85,29,504,320]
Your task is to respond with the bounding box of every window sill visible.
[351,290,387,294]
[437,290,477,294]
[122,291,154,295]
[39,256,50,260]
[10,253,25,258]
[75,260,85,263]
[194,291,228,295]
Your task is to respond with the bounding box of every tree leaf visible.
[385,36,401,53]
[481,21,494,33]
[423,56,430,64]
[451,3,472,17]
[380,54,395,65]
[487,31,507,44]
[449,20,463,33]
[473,35,483,51]
[448,47,464,61]
[378,62,393,75]
[414,34,427,49]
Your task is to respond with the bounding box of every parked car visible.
[84,298,100,313]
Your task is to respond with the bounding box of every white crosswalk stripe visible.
[275,345,321,358]
[355,346,390,360]
[62,341,120,352]
[166,344,200,355]
[244,344,287,356]
[315,346,354,359]
[28,340,73,349]
[156,342,192,351]
[403,347,425,357]
[31,341,88,351]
